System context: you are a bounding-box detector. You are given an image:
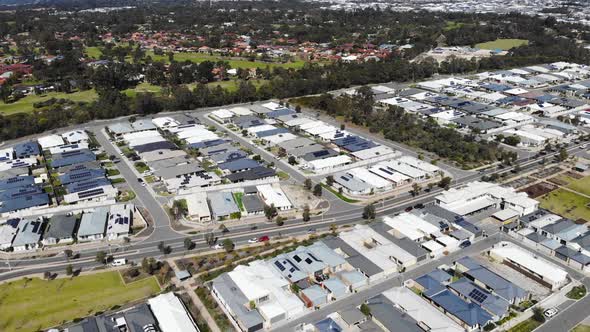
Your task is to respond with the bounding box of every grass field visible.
[85,46,103,59]
[0,272,161,332]
[475,38,529,50]
[573,325,590,332]
[567,175,590,197]
[538,189,590,221]
[123,82,163,98]
[0,90,98,115]
[444,21,466,31]
[507,319,542,332]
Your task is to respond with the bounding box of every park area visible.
[0,89,97,115]
[538,188,590,222]
[476,38,529,50]
[0,271,161,332]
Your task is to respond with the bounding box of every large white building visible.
[435,181,538,216]
[256,184,293,211]
[490,243,568,290]
[383,213,441,242]
[148,293,199,332]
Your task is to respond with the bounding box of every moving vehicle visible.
[307,228,317,234]
[211,243,224,250]
[544,308,559,318]
[459,241,471,249]
[248,237,258,244]
[404,206,413,212]
[413,203,425,209]
[258,235,270,242]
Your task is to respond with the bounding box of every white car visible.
[110,258,127,267]
[211,243,223,250]
[248,237,258,244]
[544,308,559,318]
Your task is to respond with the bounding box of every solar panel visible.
[78,188,105,199]
[468,288,489,303]
[274,261,285,271]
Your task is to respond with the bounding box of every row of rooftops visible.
[0,204,133,250]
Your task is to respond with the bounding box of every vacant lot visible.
[0,271,160,332]
[0,90,98,115]
[520,182,557,198]
[476,38,529,50]
[538,189,590,222]
[567,175,590,197]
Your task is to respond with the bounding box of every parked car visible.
[211,243,223,250]
[460,241,471,249]
[111,258,127,267]
[258,235,270,242]
[544,308,559,318]
[307,228,317,234]
[248,237,258,244]
[404,206,413,212]
[413,203,424,209]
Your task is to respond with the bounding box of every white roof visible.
[421,240,445,253]
[372,85,395,93]
[379,160,426,179]
[380,97,412,106]
[308,155,351,170]
[491,244,568,285]
[0,158,36,172]
[435,235,459,248]
[340,224,417,270]
[383,287,464,332]
[305,124,338,136]
[384,213,440,241]
[480,92,507,102]
[257,184,292,209]
[285,117,314,128]
[265,133,298,144]
[148,293,199,332]
[0,224,17,247]
[368,166,410,184]
[106,204,132,235]
[127,136,166,148]
[299,121,325,130]
[63,185,117,204]
[0,148,14,160]
[494,111,534,122]
[182,192,210,218]
[178,128,219,141]
[528,213,562,230]
[396,155,440,173]
[492,208,520,221]
[247,124,277,134]
[319,130,350,141]
[351,145,395,160]
[230,106,253,116]
[211,108,234,119]
[262,101,282,110]
[38,135,65,149]
[122,130,161,142]
[504,88,529,95]
[62,130,89,143]
[347,167,392,189]
[152,117,181,129]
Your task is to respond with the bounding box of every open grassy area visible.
[538,189,590,222]
[0,272,160,332]
[475,38,529,50]
[444,21,466,31]
[567,175,590,197]
[573,325,590,332]
[0,89,98,115]
[321,183,360,203]
[123,82,163,98]
[566,285,587,300]
[507,319,542,332]
[85,46,103,59]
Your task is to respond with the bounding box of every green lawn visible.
[0,89,98,115]
[475,39,529,50]
[123,82,163,98]
[85,46,103,59]
[0,272,160,332]
[573,325,590,332]
[538,189,590,222]
[566,285,587,300]
[233,192,245,212]
[567,175,590,197]
[321,183,360,203]
[444,21,466,31]
[507,319,542,332]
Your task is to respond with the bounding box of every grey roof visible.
[449,277,510,317]
[12,219,44,247]
[290,144,326,157]
[153,164,204,180]
[422,204,461,223]
[225,166,276,183]
[366,294,422,332]
[55,161,102,175]
[460,257,527,302]
[78,207,109,237]
[452,116,502,131]
[450,229,472,241]
[212,273,264,330]
[149,156,191,170]
[301,285,328,306]
[199,143,236,156]
[218,158,260,172]
[242,195,264,213]
[277,137,316,150]
[429,290,493,327]
[573,232,590,251]
[208,192,239,218]
[337,307,365,326]
[44,215,77,240]
[0,167,29,180]
[130,119,157,131]
[332,171,371,193]
[370,222,428,259]
[321,236,383,277]
[398,88,425,97]
[108,122,134,135]
[210,150,247,164]
[414,274,446,297]
[66,303,157,332]
[323,278,348,298]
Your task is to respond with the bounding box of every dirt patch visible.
[565,171,584,180]
[548,176,569,186]
[282,184,325,210]
[519,182,557,198]
[531,166,562,179]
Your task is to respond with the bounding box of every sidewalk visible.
[168,259,222,332]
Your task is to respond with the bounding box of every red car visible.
[258,235,270,242]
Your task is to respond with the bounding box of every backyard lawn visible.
[538,189,590,221]
[0,271,161,332]
[0,89,98,115]
[475,38,529,50]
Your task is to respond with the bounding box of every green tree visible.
[184,238,194,251]
[302,205,311,222]
[363,204,376,220]
[66,264,74,276]
[264,204,278,221]
[288,156,297,165]
[223,239,234,252]
[438,177,452,190]
[313,184,322,197]
[360,303,371,316]
[96,251,107,264]
[304,178,312,191]
[532,307,546,323]
[326,175,334,186]
[558,148,568,162]
[204,232,216,246]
